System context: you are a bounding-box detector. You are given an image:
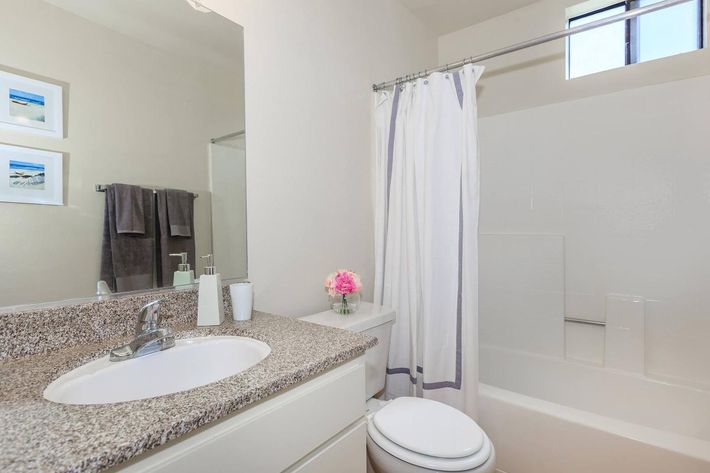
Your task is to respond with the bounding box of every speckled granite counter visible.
[0,312,376,473]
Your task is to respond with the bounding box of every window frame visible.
[567,0,705,78]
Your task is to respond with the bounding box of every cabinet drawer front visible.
[117,357,365,473]
[286,420,366,473]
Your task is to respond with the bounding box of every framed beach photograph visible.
[0,70,63,138]
[0,144,63,205]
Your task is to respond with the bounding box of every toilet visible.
[301,302,496,473]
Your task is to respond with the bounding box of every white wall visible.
[202,0,437,316]
[439,0,710,388]
[0,0,244,307]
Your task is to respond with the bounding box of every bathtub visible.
[478,345,710,473]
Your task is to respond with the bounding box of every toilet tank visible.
[300,302,395,399]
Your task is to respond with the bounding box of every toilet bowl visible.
[301,303,495,473]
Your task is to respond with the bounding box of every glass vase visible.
[330,292,361,315]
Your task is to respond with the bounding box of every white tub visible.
[478,345,710,473]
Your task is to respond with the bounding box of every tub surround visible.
[0,288,376,472]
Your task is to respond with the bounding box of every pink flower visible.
[324,270,362,296]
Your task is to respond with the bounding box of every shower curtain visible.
[374,64,484,417]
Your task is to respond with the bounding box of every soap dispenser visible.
[197,254,225,326]
[170,252,195,288]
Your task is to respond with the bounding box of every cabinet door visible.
[115,357,366,473]
[286,420,366,473]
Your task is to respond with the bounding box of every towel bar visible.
[95,184,198,198]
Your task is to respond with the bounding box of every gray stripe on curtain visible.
[379,85,401,305]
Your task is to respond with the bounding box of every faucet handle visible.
[136,300,162,335]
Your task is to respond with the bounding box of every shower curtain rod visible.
[211,129,245,144]
[372,0,692,91]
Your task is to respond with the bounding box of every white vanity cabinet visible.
[115,357,366,473]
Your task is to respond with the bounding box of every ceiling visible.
[44,0,243,71]
[399,0,541,35]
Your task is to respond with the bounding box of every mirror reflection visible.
[0,0,246,308]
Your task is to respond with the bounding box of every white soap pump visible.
[197,254,225,326]
[170,252,195,288]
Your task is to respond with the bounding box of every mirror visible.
[0,0,246,308]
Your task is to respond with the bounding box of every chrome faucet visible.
[109,300,176,362]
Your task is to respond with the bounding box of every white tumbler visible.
[230,281,253,321]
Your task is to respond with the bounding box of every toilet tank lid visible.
[300,302,395,333]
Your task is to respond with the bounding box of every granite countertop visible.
[0,312,376,473]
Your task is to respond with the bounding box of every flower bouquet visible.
[324,270,362,315]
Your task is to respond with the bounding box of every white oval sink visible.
[44,336,271,405]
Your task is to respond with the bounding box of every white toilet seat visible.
[366,397,493,472]
[373,397,485,459]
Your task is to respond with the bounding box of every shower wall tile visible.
[604,294,645,374]
[644,299,710,389]
[565,292,605,324]
[564,321,604,365]
[479,234,564,357]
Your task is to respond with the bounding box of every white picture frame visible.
[0,70,63,138]
[0,144,63,205]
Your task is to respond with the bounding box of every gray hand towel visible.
[166,189,193,237]
[113,183,145,234]
[156,189,195,287]
[100,185,155,293]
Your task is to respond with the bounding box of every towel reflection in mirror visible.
[100,183,195,293]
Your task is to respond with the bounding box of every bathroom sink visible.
[43,336,271,405]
